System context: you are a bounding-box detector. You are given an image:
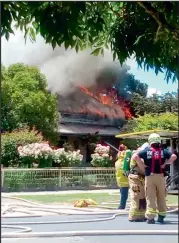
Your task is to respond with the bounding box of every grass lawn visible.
[19,193,118,205]
[18,193,178,206]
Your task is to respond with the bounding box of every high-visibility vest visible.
[115,150,131,187]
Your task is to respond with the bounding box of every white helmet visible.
[148,133,161,145]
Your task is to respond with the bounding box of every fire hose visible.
[1,194,178,238]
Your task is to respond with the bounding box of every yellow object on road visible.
[74,198,97,207]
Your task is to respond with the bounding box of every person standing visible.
[133,133,177,224]
[128,143,149,222]
[115,144,132,209]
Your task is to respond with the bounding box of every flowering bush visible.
[91,144,113,167]
[95,144,110,154]
[1,127,43,167]
[53,148,83,167]
[18,142,53,158]
[17,143,83,168]
[18,142,53,168]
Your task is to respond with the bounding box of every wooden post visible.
[58,169,62,188]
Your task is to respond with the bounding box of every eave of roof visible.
[59,123,121,136]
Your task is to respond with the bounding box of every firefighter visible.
[133,133,177,224]
[115,144,132,209]
[128,143,149,222]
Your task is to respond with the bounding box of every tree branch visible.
[137,2,179,40]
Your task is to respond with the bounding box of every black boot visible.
[118,206,125,209]
[146,219,155,224]
[157,215,165,224]
[129,218,146,222]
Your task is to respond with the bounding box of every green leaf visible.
[64,41,70,50]
[70,40,76,48]
[32,21,38,29]
[8,28,14,35]
[46,35,52,44]
[36,26,40,35]
[75,43,79,52]
[134,35,145,46]
[91,47,101,56]
[113,52,117,61]
[19,22,24,31]
[119,2,124,8]
[29,27,36,42]
[100,48,104,56]
[5,32,10,40]
[52,38,56,49]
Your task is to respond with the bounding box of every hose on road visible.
[2,194,178,238]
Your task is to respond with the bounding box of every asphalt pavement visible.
[2,213,178,243]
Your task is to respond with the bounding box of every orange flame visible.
[78,86,133,119]
[78,86,113,107]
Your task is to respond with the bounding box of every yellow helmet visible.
[148,133,161,145]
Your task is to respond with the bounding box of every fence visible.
[2,167,117,192]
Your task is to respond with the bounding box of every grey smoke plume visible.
[2,30,129,97]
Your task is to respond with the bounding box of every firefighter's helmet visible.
[148,133,161,145]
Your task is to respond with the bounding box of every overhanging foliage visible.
[1,2,178,82]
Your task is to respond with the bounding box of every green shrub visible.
[91,157,113,167]
[134,112,178,131]
[120,112,178,149]
[1,127,43,167]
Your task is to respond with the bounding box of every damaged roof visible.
[57,89,125,119]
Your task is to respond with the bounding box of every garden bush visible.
[91,144,113,167]
[1,127,43,167]
[18,143,83,168]
[18,142,54,168]
[3,171,59,192]
[53,148,83,167]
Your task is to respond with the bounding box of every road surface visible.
[2,213,178,243]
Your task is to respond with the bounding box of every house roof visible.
[59,123,121,136]
[57,89,125,119]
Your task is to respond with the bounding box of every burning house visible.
[40,46,133,164]
[57,85,132,165]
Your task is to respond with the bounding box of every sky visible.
[126,58,178,96]
[2,30,178,97]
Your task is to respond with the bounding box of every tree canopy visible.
[130,91,178,116]
[2,63,59,143]
[1,2,178,82]
[121,112,178,133]
[114,72,148,100]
